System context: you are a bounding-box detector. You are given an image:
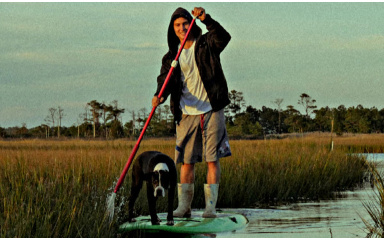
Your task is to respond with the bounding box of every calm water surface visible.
[212,154,384,238]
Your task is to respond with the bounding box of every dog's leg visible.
[146,183,160,225]
[166,184,175,226]
[128,167,143,222]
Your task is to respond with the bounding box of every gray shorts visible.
[175,109,232,164]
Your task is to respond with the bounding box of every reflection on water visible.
[214,154,383,238]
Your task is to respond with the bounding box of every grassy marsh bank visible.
[0,135,371,237]
[362,164,384,238]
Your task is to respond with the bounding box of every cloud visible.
[133,42,166,49]
[5,51,52,62]
[94,48,126,55]
[327,35,384,50]
[243,40,293,49]
[233,34,384,53]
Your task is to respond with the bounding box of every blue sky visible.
[1,2,384,128]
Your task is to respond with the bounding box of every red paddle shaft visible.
[113,16,198,193]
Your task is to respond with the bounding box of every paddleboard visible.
[119,211,248,235]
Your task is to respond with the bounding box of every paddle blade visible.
[106,192,117,222]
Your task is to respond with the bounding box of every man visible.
[152,7,231,218]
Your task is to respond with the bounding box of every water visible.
[212,153,384,238]
[216,189,370,238]
[106,192,117,222]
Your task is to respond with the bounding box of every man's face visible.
[173,17,190,42]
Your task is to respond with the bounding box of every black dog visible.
[127,151,177,225]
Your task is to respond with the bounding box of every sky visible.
[1,2,384,128]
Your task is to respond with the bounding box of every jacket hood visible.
[167,7,202,55]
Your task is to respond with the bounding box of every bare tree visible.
[272,98,284,134]
[140,107,147,119]
[43,117,50,138]
[42,123,49,138]
[138,107,147,129]
[49,108,56,127]
[87,100,102,138]
[100,102,113,138]
[76,116,82,138]
[80,105,91,137]
[57,106,64,138]
[130,110,136,136]
[45,108,57,137]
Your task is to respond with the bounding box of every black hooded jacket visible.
[155,8,231,124]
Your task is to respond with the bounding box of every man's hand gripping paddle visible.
[106,13,201,221]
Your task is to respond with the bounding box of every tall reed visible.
[362,163,384,237]
[0,137,367,237]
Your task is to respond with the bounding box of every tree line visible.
[1,91,384,139]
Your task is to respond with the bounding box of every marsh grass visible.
[362,163,384,237]
[217,138,366,206]
[333,133,384,153]
[0,136,368,237]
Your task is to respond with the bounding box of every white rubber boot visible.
[202,184,219,218]
[173,183,194,218]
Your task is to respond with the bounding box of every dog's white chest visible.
[154,163,169,197]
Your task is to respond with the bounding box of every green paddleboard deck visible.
[119,211,248,234]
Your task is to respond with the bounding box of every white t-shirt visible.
[179,40,212,115]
